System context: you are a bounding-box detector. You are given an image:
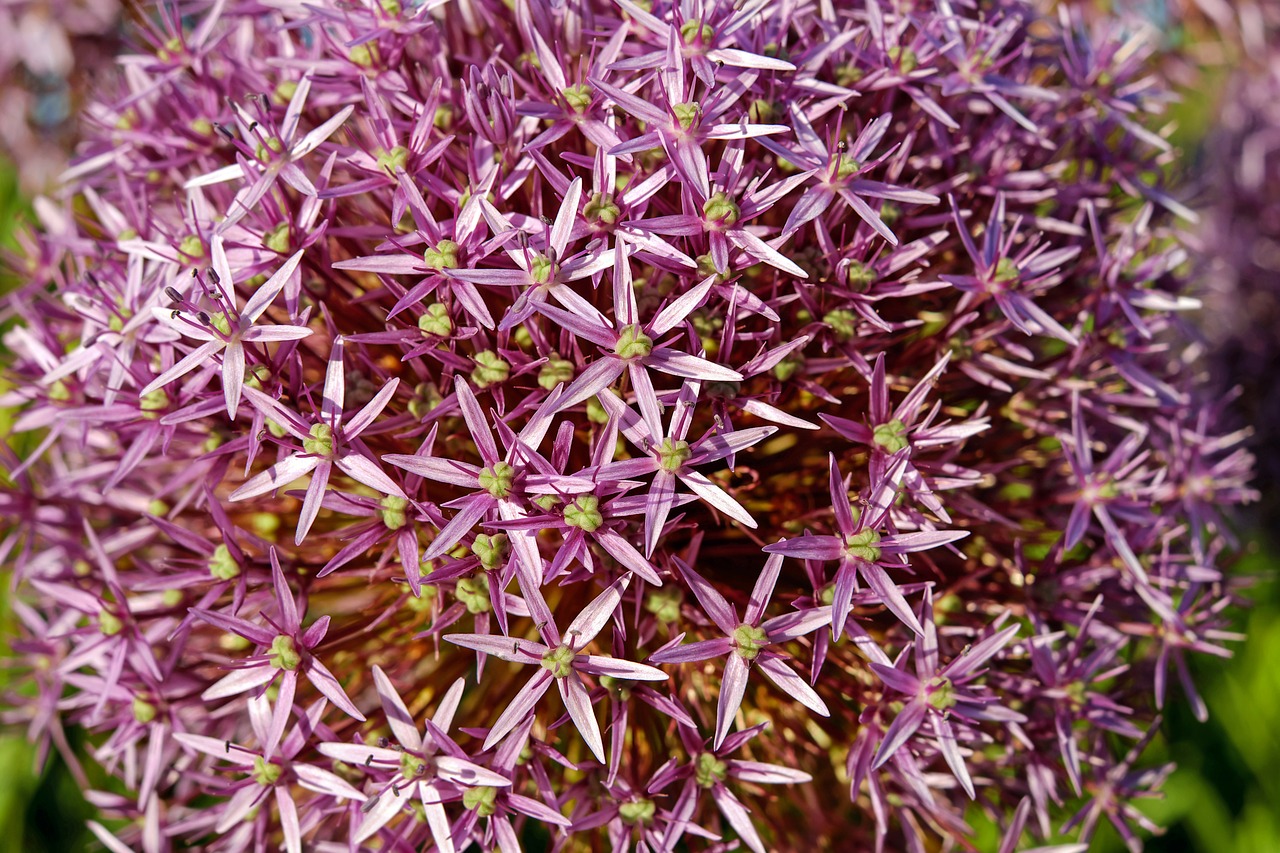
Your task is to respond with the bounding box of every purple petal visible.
[673,558,739,634]
[372,665,423,752]
[577,654,668,682]
[714,654,750,751]
[756,657,828,716]
[228,454,320,503]
[559,672,605,764]
[565,575,630,647]
[872,700,927,769]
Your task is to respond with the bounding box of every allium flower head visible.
[0,0,1259,851]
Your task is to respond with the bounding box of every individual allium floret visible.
[446,575,667,763]
[650,553,830,749]
[193,549,365,755]
[317,668,510,849]
[230,337,404,544]
[764,454,968,637]
[143,236,308,419]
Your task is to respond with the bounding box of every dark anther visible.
[208,267,220,284]
[197,311,213,326]
[164,286,183,303]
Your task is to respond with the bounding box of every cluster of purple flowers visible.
[0,0,1258,851]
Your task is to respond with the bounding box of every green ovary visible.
[379,496,409,530]
[614,324,654,360]
[457,575,491,614]
[584,192,621,225]
[418,303,453,337]
[657,438,691,472]
[268,635,300,671]
[694,752,727,788]
[564,495,603,532]
[620,798,656,825]
[303,423,334,456]
[208,544,241,581]
[471,351,510,388]
[463,785,499,816]
[540,644,576,679]
[702,192,741,228]
[872,419,909,453]
[423,240,460,270]
[732,624,768,660]
[478,462,515,499]
[844,528,882,562]
[562,83,592,114]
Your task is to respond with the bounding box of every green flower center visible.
[529,254,554,284]
[201,311,232,337]
[732,623,768,660]
[399,751,427,782]
[888,46,918,74]
[208,543,241,581]
[872,419,909,454]
[252,756,283,786]
[748,99,775,123]
[541,643,577,679]
[844,528,882,562]
[657,438,691,473]
[773,354,804,382]
[538,354,575,390]
[584,192,621,226]
[645,588,683,623]
[823,309,857,342]
[614,324,654,360]
[619,798,656,825]
[379,495,409,530]
[463,785,499,816]
[694,752,727,789]
[268,635,301,671]
[418,303,453,337]
[471,533,509,571]
[263,222,291,253]
[408,382,443,419]
[680,20,714,44]
[376,146,410,172]
[99,610,123,636]
[140,388,169,419]
[702,192,741,228]
[349,44,377,68]
[927,676,957,711]
[471,351,510,388]
[303,423,334,457]
[673,101,700,132]
[423,240,460,270]
[836,153,861,180]
[132,696,157,724]
[994,257,1020,284]
[179,235,206,260]
[478,462,515,499]
[457,575,492,614]
[564,495,603,533]
[846,260,876,289]
[562,83,593,114]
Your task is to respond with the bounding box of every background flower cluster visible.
[0,0,1260,851]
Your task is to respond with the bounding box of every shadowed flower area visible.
[0,0,1276,851]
